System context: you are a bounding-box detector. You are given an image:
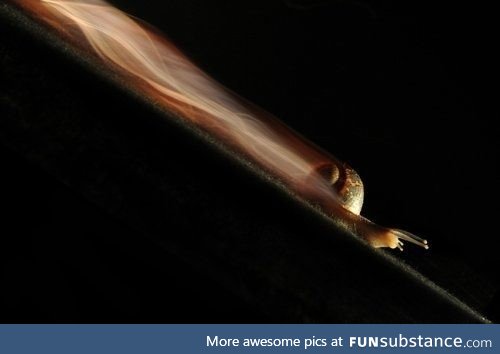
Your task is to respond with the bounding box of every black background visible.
[0,0,498,322]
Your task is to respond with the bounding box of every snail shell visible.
[314,162,364,215]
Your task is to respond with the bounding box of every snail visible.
[12,0,428,250]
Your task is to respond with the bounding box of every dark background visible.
[0,0,498,322]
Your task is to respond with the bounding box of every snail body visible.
[14,0,428,250]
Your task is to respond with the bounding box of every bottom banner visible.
[0,325,496,353]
